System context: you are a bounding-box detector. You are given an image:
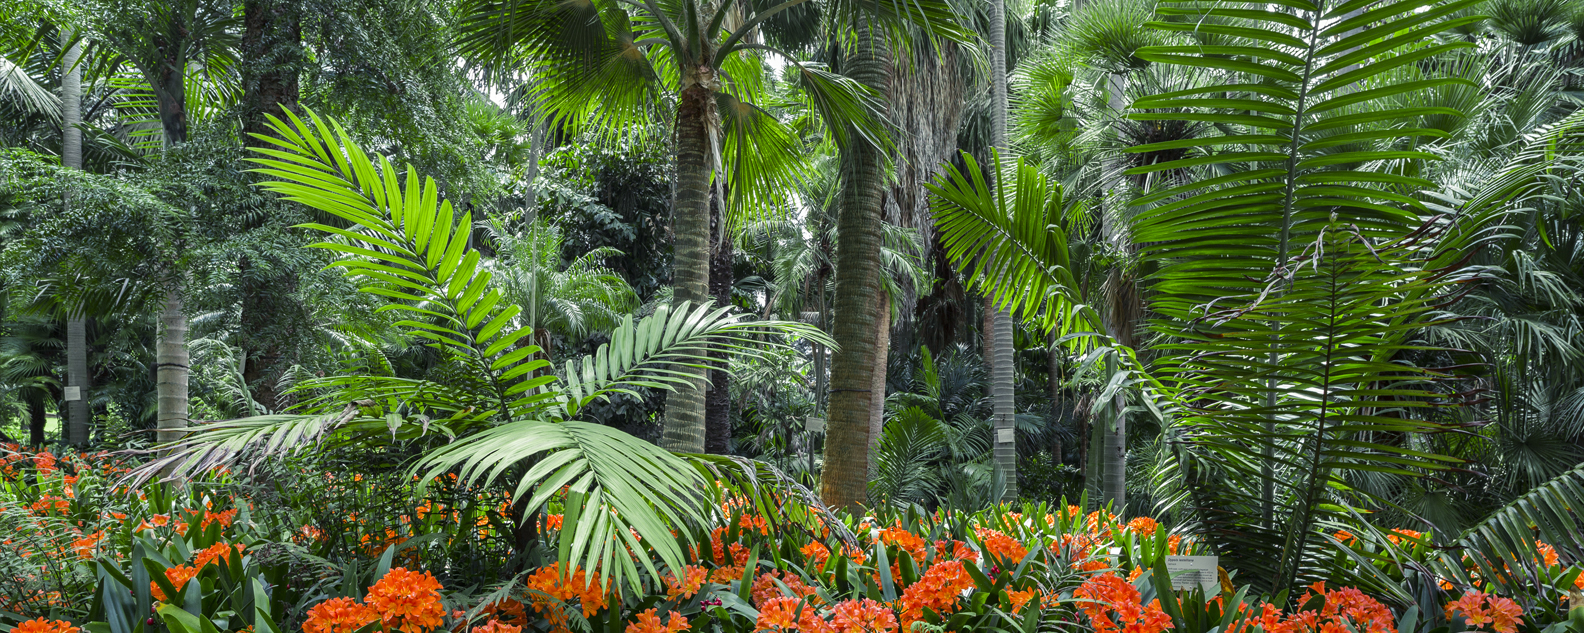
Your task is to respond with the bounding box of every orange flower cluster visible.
[831,598,898,633]
[1074,573,1172,633]
[751,570,822,608]
[192,542,246,569]
[71,531,104,559]
[665,565,708,600]
[523,563,611,633]
[1006,587,1039,613]
[1445,590,1524,633]
[802,542,832,566]
[14,619,78,633]
[896,560,975,630]
[626,608,691,633]
[471,620,521,633]
[366,567,447,633]
[1253,583,1396,633]
[151,565,200,602]
[878,525,928,562]
[935,539,980,563]
[976,527,1028,563]
[304,597,380,633]
[757,596,831,632]
[1126,517,1159,535]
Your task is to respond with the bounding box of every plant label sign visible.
[997,428,1014,443]
[1165,556,1219,594]
[805,416,825,433]
[64,386,81,401]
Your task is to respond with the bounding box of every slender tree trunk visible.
[704,190,733,454]
[61,30,91,446]
[26,390,47,447]
[1048,331,1062,464]
[157,287,189,444]
[238,0,302,413]
[867,289,890,476]
[821,20,892,511]
[989,0,1017,500]
[660,74,717,453]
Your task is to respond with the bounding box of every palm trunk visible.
[988,0,1017,500]
[61,30,91,446]
[26,390,47,447]
[1048,331,1062,464]
[156,286,189,444]
[821,20,892,511]
[704,190,733,454]
[660,75,717,453]
[867,289,890,476]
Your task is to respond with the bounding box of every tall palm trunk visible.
[988,0,1017,501]
[61,29,91,446]
[704,189,733,454]
[27,390,47,447]
[867,289,889,472]
[660,72,717,453]
[821,20,891,510]
[156,287,189,443]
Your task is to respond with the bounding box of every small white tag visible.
[996,428,1014,443]
[64,386,81,401]
[1165,556,1220,593]
[805,416,825,433]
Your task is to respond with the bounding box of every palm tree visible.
[934,0,1524,596]
[90,0,237,443]
[149,108,840,593]
[59,27,90,446]
[455,0,909,454]
[987,0,1015,502]
[484,218,639,358]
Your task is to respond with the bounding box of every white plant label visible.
[997,428,1014,443]
[805,416,825,433]
[64,386,81,401]
[1165,556,1220,594]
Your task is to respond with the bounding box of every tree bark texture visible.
[62,30,92,446]
[821,21,892,511]
[27,390,47,447]
[660,77,717,453]
[157,286,189,444]
[704,191,733,454]
[989,0,1017,500]
[241,0,301,143]
[867,290,890,475]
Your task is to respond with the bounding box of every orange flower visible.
[976,528,1028,563]
[304,597,379,633]
[664,565,708,600]
[1446,590,1523,633]
[192,542,246,569]
[934,539,980,563]
[626,608,690,633]
[1333,531,1357,545]
[71,532,104,559]
[14,619,78,633]
[801,542,832,566]
[1073,573,1173,633]
[1537,541,1560,568]
[755,596,831,632]
[1386,529,1423,546]
[751,571,821,608]
[831,598,898,633]
[472,620,521,633]
[365,568,446,633]
[151,565,200,602]
[896,560,976,631]
[1167,535,1182,556]
[1126,517,1159,536]
[878,526,928,562]
[1006,588,1039,613]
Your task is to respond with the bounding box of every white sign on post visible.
[996,428,1014,443]
[805,416,826,433]
[1164,556,1220,594]
[63,386,81,401]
